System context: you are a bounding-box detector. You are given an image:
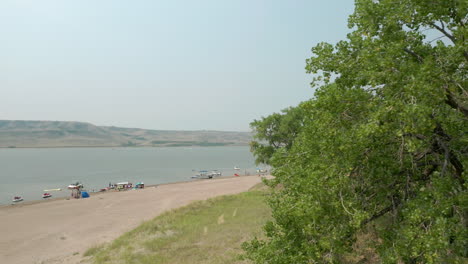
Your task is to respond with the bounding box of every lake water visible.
[0,146,257,205]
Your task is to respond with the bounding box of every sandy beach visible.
[0,175,265,264]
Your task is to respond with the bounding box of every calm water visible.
[0,146,256,205]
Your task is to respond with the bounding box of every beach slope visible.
[0,176,264,264]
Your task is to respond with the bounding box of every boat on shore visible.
[209,170,222,177]
[68,182,83,189]
[12,196,23,203]
[44,188,61,192]
[192,170,210,179]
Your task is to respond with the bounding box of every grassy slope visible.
[85,185,271,264]
[0,120,252,147]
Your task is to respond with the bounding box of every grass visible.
[84,245,104,257]
[86,184,271,264]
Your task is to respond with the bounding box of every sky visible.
[1,0,355,131]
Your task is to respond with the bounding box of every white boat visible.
[234,166,240,170]
[68,182,83,189]
[12,196,23,203]
[209,170,222,177]
[44,188,61,192]
[42,193,52,199]
[192,170,211,179]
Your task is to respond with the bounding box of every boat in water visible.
[42,193,52,199]
[12,196,23,203]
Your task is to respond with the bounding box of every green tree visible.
[244,0,467,263]
[250,105,305,165]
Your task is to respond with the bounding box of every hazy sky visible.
[1,0,354,131]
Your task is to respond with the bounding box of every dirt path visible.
[0,176,265,264]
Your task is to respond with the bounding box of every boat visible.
[192,170,211,179]
[68,182,83,189]
[42,193,52,199]
[234,166,240,170]
[208,170,222,177]
[12,196,23,202]
[44,188,61,192]
[116,182,132,191]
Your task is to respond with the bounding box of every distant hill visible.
[0,120,252,148]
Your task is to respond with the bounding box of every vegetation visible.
[245,0,467,263]
[86,185,271,264]
[250,106,305,165]
[121,140,137,147]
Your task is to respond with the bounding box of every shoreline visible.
[0,175,267,264]
[0,174,251,209]
[0,144,249,149]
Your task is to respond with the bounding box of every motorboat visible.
[68,182,83,189]
[208,170,222,177]
[42,193,52,199]
[234,166,240,170]
[192,170,210,179]
[44,188,61,192]
[12,196,23,202]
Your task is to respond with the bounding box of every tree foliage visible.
[244,0,467,263]
[250,105,305,165]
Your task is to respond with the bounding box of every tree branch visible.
[403,133,427,141]
[429,22,456,44]
[444,86,468,118]
[339,190,356,216]
[403,48,423,63]
[360,163,439,227]
[434,124,465,186]
[360,195,400,227]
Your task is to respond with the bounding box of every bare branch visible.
[429,22,456,44]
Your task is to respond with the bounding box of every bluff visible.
[0,120,251,148]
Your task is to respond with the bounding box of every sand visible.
[0,175,266,264]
